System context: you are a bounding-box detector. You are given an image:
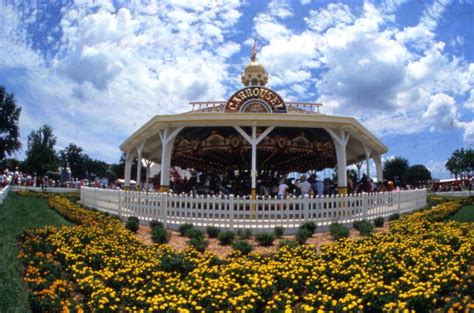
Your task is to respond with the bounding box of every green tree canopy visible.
[24,125,58,176]
[0,86,22,160]
[446,148,473,179]
[383,157,409,186]
[59,143,86,178]
[405,164,431,187]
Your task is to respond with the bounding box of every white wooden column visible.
[158,126,184,193]
[144,159,152,191]
[136,141,145,189]
[326,128,350,194]
[363,144,371,178]
[373,153,383,183]
[124,151,136,189]
[234,125,275,199]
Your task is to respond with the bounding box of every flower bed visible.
[19,195,474,312]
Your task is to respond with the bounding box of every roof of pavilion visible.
[120,109,388,167]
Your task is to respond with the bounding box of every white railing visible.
[0,185,11,204]
[81,188,427,233]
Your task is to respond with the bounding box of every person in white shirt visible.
[296,175,312,196]
[277,178,289,199]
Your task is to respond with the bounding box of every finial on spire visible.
[250,39,257,62]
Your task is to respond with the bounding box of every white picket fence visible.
[432,191,473,198]
[81,187,427,233]
[0,185,11,204]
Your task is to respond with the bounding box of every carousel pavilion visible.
[120,46,387,197]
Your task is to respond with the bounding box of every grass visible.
[0,193,71,313]
[448,204,474,222]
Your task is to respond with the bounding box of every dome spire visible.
[241,40,268,87]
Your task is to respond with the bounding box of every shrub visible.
[279,239,298,249]
[185,228,204,240]
[388,213,400,221]
[295,228,311,244]
[179,223,194,236]
[255,232,275,247]
[150,220,164,229]
[125,216,140,233]
[300,221,317,235]
[237,228,252,239]
[329,222,349,240]
[188,237,209,252]
[232,240,253,255]
[206,226,221,238]
[374,217,385,228]
[273,226,285,238]
[151,226,169,244]
[160,253,193,275]
[353,220,374,236]
[218,231,235,245]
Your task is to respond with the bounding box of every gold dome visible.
[241,41,268,86]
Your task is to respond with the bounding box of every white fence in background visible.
[81,187,427,233]
[432,191,472,198]
[9,186,80,193]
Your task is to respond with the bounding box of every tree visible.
[59,143,86,178]
[405,164,431,187]
[0,86,22,159]
[24,125,58,176]
[383,157,409,187]
[445,148,473,179]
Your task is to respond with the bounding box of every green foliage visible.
[255,232,275,247]
[383,157,409,187]
[273,226,285,238]
[185,228,204,240]
[160,253,194,275]
[405,164,431,187]
[125,216,140,233]
[388,213,400,221]
[448,205,474,222]
[295,228,311,244]
[236,228,252,240]
[188,237,208,252]
[373,217,385,228]
[0,86,22,160]
[151,226,169,244]
[150,220,164,229]
[206,226,221,238]
[300,221,317,235]
[329,222,349,240]
[231,240,253,255]
[218,230,235,245]
[353,220,374,236]
[179,223,194,236]
[279,239,298,249]
[24,125,58,176]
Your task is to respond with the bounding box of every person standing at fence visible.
[277,178,289,199]
[313,175,324,197]
[296,175,312,197]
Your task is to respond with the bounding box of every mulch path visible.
[135,222,391,258]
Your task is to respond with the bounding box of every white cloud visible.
[422,93,458,130]
[305,3,354,32]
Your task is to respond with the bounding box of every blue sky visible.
[0,0,473,179]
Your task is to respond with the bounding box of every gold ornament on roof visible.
[241,40,268,87]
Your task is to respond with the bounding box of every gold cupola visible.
[241,41,268,87]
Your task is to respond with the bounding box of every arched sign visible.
[224,86,287,113]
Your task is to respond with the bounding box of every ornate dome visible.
[241,42,268,86]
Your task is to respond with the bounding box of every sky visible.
[0,0,473,179]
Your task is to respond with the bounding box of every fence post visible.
[363,193,368,220]
[118,190,123,220]
[162,193,168,228]
[229,195,235,230]
[397,191,401,214]
[304,195,310,221]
